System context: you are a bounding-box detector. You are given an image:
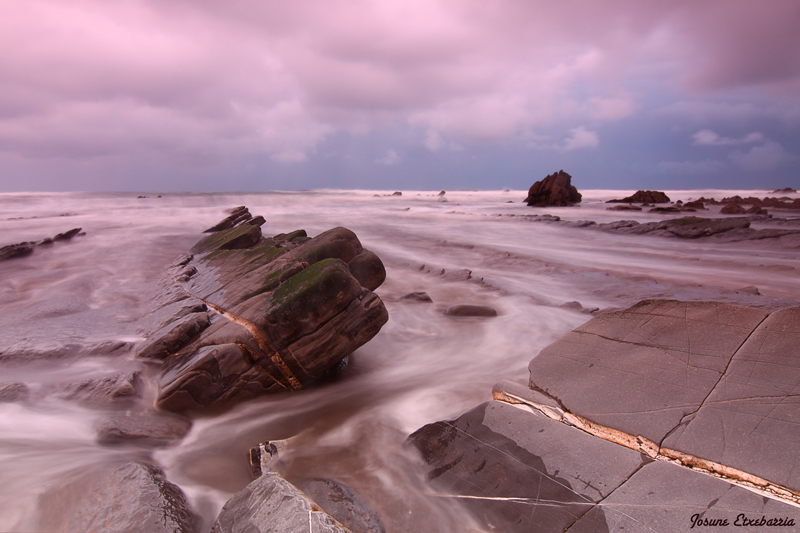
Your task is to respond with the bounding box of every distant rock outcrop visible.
[607,190,670,204]
[524,170,582,207]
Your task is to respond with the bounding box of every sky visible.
[1,0,799,192]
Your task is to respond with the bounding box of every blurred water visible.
[0,189,798,531]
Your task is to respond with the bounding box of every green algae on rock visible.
[139,207,388,413]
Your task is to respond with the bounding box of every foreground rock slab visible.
[662,306,800,491]
[568,461,800,532]
[408,299,800,530]
[38,462,196,533]
[528,300,769,444]
[408,400,645,532]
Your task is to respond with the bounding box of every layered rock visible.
[408,300,800,532]
[525,170,582,207]
[606,190,670,204]
[140,208,389,412]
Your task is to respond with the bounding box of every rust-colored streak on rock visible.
[198,297,302,391]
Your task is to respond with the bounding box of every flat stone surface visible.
[567,461,800,532]
[663,306,800,492]
[295,478,386,533]
[407,400,646,532]
[212,473,349,533]
[528,300,768,444]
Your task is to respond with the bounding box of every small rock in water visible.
[444,304,498,317]
[437,190,446,196]
[0,382,29,402]
[440,268,472,282]
[736,286,760,295]
[398,291,433,303]
[96,411,192,446]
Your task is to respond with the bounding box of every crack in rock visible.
[492,387,800,506]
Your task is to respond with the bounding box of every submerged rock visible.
[397,291,433,303]
[144,209,388,412]
[444,304,497,317]
[605,204,642,211]
[525,170,582,207]
[38,462,196,533]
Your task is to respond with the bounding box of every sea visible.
[0,189,798,531]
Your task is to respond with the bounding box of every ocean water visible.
[0,189,798,531]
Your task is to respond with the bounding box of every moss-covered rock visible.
[145,208,388,413]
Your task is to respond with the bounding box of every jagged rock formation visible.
[408,300,800,532]
[606,190,670,204]
[525,170,582,207]
[139,207,389,412]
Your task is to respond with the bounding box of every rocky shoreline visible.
[2,196,798,532]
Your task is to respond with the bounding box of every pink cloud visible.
[0,0,798,170]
